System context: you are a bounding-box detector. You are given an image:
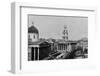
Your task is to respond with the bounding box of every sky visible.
[28,15,88,40]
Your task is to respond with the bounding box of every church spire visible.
[62,25,68,41]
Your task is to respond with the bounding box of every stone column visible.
[66,44,67,50]
[62,44,64,51]
[68,43,71,52]
[59,44,60,50]
[34,47,35,60]
[56,44,58,51]
[61,44,63,51]
[60,44,61,51]
[64,44,65,50]
[67,43,69,52]
[28,47,31,61]
[83,46,85,52]
[60,44,62,50]
[37,47,39,60]
[58,44,60,52]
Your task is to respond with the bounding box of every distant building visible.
[77,37,88,54]
[55,40,77,53]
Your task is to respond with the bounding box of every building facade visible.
[28,23,40,61]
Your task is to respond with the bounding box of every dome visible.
[28,25,39,34]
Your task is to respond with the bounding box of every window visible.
[33,35,35,39]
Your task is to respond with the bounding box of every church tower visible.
[62,25,68,41]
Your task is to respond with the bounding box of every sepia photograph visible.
[28,15,88,61]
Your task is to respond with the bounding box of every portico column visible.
[67,43,69,52]
[37,47,39,60]
[64,44,65,50]
[34,47,35,60]
[68,43,70,52]
[83,46,85,52]
[61,44,63,51]
[65,44,67,50]
[59,44,60,50]
[62,44,64,50]
[60,44,62,51]
[61,44,62,50]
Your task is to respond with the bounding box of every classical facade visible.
[56,40,77,53]
[28,23,51,61]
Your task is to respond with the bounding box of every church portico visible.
[28,45,40,61]
[57,43,68,53]
[56,42,73,53]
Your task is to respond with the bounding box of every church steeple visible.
[62,25,68,41]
